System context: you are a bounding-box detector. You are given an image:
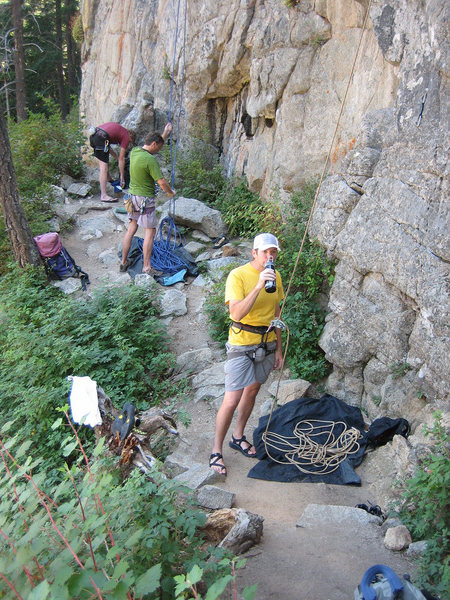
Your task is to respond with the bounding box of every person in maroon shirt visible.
[89,122,135,202]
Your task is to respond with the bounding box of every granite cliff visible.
[79,0,449,422]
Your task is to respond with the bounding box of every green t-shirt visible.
[129,147,163,197]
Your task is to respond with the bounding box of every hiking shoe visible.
[119,260,130,272]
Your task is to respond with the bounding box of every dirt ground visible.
[63,197,418,600]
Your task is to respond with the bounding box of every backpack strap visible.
[64,248,90,291]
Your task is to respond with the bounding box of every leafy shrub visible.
[8,101,85,195]
[281,293,329,381]
[215,179,283,238]
[397,413,449,596]
[0,418,240,599]
[0,266,177,479]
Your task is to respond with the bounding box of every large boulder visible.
[158,197,227,238]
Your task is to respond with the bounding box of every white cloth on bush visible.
[69,375,102,427]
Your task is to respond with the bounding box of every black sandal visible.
[229,435,257,458]
[209,452,227,475]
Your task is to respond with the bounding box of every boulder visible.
[384,525,412,551]
[158,197,227,238]
[268,378,311,405]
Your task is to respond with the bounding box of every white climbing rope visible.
[263,421,362,475]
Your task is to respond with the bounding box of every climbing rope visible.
[152,0,188,273]
[167,0,187,201]
[264,421,362,475]
[262,0,373,468]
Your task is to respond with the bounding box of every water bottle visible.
[264,259,276,293]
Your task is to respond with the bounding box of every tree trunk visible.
[55,0,67,117]
[64,0,77,94]
[11,0,27,121]
[0,113,41,267]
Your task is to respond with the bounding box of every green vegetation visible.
[0,0,81,118]
[0,104,86,273]
[0,266,177,480]
[390,360,412,379]
[0,418,251,599]
[397,413,449,596]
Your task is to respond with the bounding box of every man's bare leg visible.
[121,219,138,267]
[210,382,260,473]
[98,160,115,202]
[142,227,156,272]
[232,382,260,453]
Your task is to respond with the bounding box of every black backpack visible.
[34,232,90,291]
[366,417,411,450]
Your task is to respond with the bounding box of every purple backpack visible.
[34,232,89,290]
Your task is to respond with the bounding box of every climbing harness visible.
[262,0,374,470]
[229,320,286,363]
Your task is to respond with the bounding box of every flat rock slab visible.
[173,463,225,490]
[196,485,235,509]
[297,504,382,528]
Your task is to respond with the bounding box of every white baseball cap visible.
[253,233,281,251]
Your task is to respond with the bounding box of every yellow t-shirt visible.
[225,262,284,346]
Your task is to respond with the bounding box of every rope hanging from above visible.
[152,0,188,273]
[262,0,374,470]
[167,0,187,215]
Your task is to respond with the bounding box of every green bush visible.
[215,179,283,238]
[0,266,177,479]
[173,137,226,204]
[397,412,449,596]
[8,101,85,195]
[0,420,241,599]
[203,263,240,344]
[0,103,86,273]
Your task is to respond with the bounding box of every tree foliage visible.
[1,0,81,119]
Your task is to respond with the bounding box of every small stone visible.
[384,525,412,551]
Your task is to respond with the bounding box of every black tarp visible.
[248,395,368,485]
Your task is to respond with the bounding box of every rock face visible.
[309,0,449,414]
[79,1,448,412]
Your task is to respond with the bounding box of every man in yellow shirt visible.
[209,233,284,475]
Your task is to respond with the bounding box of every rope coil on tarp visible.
[262,0,373,470]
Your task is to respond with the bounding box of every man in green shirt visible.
[120,125,175,274]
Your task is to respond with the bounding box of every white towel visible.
[69,375,102,427]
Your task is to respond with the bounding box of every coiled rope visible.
[262,0,373,473]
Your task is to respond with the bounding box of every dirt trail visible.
[63,198,417,600]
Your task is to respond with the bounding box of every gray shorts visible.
[128,196,158,229]
[224,341,277,392]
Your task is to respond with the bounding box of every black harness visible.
[89,127,110,153]
[229,321,275,362]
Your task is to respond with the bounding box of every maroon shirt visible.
[98,122,130,148]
